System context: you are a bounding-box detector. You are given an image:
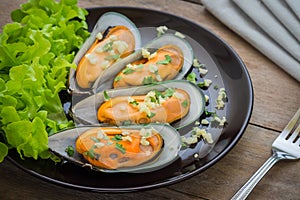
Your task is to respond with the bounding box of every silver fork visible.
[231,108,300,200]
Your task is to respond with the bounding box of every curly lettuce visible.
[0,0,89,161]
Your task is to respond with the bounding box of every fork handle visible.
[231,154,281,200]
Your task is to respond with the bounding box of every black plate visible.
[7,7,253,192]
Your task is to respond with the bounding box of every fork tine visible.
[290,123,300,144]
[281,108,300,139]
[296,140,300,147]
[296,138,300,147]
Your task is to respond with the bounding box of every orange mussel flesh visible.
[76,26,136,88]
[97,88,190,125]
[113,45,184,88]
[75,127,163,169]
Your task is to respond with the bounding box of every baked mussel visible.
[93,34,194,92]
[69,12,142,94]
[48,124,181,173]
[72,80,205,129]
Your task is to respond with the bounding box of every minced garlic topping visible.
[156,25,168,37]
[174,31,185,39]
[139,128,153,137]
[140,137,150,146]
[85,53,97,64]
[193,58,201,67]
[213,115,227,127]
[203,79,212,87]
[127,88,178,119]
[108,35,117,41]
[195,127,213,144]
[156,75,162,82]
[97,130,106,139]
[199,68,208,76]
[93,35,129,65]
[181,127,214,146]
[113,40,129,54]
[149,64,158,74]
[204,94,210,103]
[142,48,157,60]
[139,128,155,146]
[122,135,133,142]
[96,32,103,40]
[94,142,105,148]
[100,60,109,69]
[121,131,130,136]
[215,88,227,109]
[185,54,229,146]
[201,119,210,125]
[142,48,150,58]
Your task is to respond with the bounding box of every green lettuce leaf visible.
[0,0,89,162]
[0,142,8,162]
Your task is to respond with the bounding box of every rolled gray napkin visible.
[262,0,300,43]
[285,0,300,20]
[201,0,300,82]
[233,0,300,63]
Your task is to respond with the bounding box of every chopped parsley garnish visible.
[142,76,156,85]
[114,76,122,82]
[135,64,144,69]
[164,88,175,97]
[103,90,110,101]
[115,143,126,154]
[105,54,120,61]
[152,88,175,104]
[112,134,123,141]
[150,96,157,103]
[84,147,95,159]
[154,90,164,99]
[198,79,212,88]
[65,145,75,157]
[204,108,217,117]
[102,41,113,52]
[187,72,197,84]
[156,54,172,65]
[182,99,189,108]
[90,137,100,143]
[147,112,156,118]
[197,82,205,88]
[129,99,139,106]
[123,67,135,75]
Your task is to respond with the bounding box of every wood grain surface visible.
[0,0,299,200]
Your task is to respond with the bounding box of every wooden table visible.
[1,0,299,199]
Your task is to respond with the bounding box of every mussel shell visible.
[48,124,181,173]
[71,80,205,129]
[69,12,142,94]
[93,34,194,92]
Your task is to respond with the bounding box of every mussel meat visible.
[97,88,190,125]
[75,26,136,89]
[113,45,183,88]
